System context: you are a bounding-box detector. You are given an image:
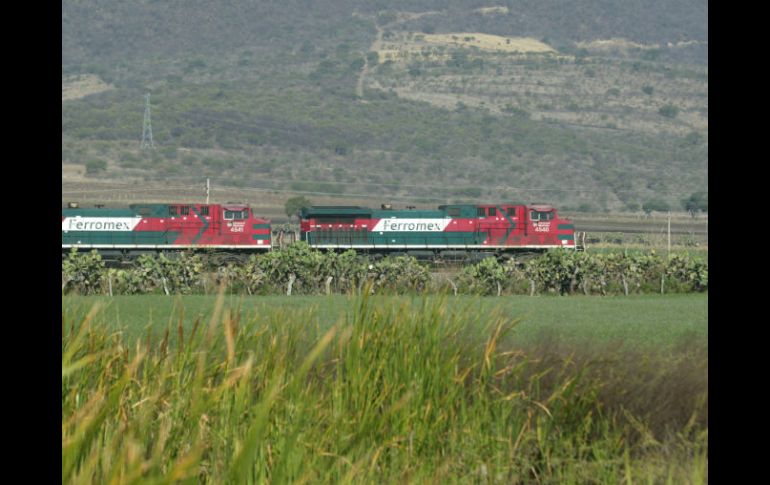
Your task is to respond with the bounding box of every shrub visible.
[665,253,708,292]
[681,191,708,214]
[658,104,679,118]
[642,199,670,214]
[370,256,430,294]
[127,252,206,294]
[62,249,105,294]
[85,159,107,174]
[230,256,267,295]
[523,250,582,295]
[284,196,313,218]
[457,257,507,295]
[59,246,707,296]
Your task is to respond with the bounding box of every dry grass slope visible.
[370,30,707,136]
[422,33,555,53]
[377,32,557,64]
[62,74,114,102]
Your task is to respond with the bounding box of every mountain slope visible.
[62,0,707,213]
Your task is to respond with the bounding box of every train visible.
[62,202,271,263]
[300,203,576,259]
[62,201,576,262]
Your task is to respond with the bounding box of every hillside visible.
[62,0,707,214]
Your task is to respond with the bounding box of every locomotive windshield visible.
[224,209,248,220]
[530,210,554,221]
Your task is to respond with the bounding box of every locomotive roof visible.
[437,204,477,209]
[308,206,367,210]
[62,208,136,217]
[301,206,372,217]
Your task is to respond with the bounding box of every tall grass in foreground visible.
[62,292,707,484]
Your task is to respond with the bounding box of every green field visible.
[63,293,707,483]
[63,293,707,350]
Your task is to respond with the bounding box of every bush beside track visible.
[62,243,707,296]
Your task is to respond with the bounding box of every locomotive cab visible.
[525,204,575,248]
[219,205,271,246]
[528,205,556,222]
[221,205,250,232]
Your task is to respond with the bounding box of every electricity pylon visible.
[141,93,154,149]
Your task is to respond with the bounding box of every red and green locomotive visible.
[62,202,271,260]
[62,201,577,262]
[299,203,576,258]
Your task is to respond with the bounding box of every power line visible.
[62,178,706,205]
[62,184,443,203]
[134,174,706,197]
[62,181,707,208]
[62,184,203,195]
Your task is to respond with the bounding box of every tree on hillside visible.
[681,192,708,216]
[658,104,679,118]
[85,159,107,175]
[285,196,313,218]
[642,198,670,215]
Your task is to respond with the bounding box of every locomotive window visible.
[488,207,497,216]
[448,208,461,217]
[506,207,516,217]
[224,210,247,220]
[181,206,190,216]
[531,210,553,221]
[477,208,486,217]
[169,206,178,216]
[201,206,209,216]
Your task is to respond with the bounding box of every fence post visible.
[287,274,296,296]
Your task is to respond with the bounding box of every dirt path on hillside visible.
[356,11,442,99]
[355,23,384,98]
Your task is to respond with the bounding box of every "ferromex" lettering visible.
[372,218,450,232]
[62,217,141,232]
